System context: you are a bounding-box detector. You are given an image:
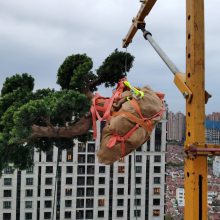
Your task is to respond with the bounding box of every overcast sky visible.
[0,0,219,114]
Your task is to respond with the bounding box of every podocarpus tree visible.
[0,50,134,172]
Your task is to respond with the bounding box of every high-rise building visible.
[0,116,167,220]
[205,120,220,145]
[206,112,220,121]
[167,111,185,141]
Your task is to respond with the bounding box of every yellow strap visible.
[124,81,144,98]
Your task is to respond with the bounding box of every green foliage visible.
[96,49,134,87]
[57,54,96,91]
[1,73,34,96]
[0,50,134,173]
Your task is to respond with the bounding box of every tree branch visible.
[31,116,92,138]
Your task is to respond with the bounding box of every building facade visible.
[205,120,220,145]
[167,111,185,142]
[0,118,166,220]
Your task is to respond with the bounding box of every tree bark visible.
[31,116,92,138]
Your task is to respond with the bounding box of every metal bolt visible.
[183,92,189,99]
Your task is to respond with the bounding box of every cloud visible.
[0,0,219,113]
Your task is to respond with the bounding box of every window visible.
[77,165,85,175]
[155,123,162,152]
[78,142,86,152]
[135,188,141,195]
[155,145,161,152]
[154,155,161,162]
[46,166,53,173]
[46,150,53,162]
[87,177,94,185]
[117,210,123,217]
[87,143,95,152]
[153,188,160,195]
[98,188,105,195]
[3,213,11,220]
[134,210,141,217]
[76,199,84,208]
[4,190,11,197]
[25,212,32,220]
[87,166,95,175]
[66,166,73,173]
[87,155,95,163]
[44,200,52,208]
[4,166,13,174]
[26,189,33,197]
[136,155,142,162]
[153,199,160,206]
[4,178,12,186]
[118,157,125,163]
[99,177,105,184]
[99,166,105,173]
[154,166,161,173]
[66,149,73,162]
[3,201,11,209]
[154,177,161,184]
[117,188,124,195]
[77,177,85,186]
[65,188,72,196]
[135,166,142,173]
[78,155,85,163]
[44,212,51,219]
[45,189,52,197]
[98,199,105,207]
[77,188,84,197]
[45,178,53,185]
[65,211,71,219]
[98,211,104,218]
[153,209,160,216]
[76,210,84,219]
[118,166,125,173]
[86,199,93,208]
[26,178,33,186]
[86,210,93,219]
[26,167,33,174]
[134,199,141,206]
[136,177,141,184]
[117,199,124,206]
[136,145,142,151]
[65,200,72,208]
[118,177,124,184]
[86,188,94,196]
[147,140,150,151]
[66,177,72,185]
[25,201,32,208]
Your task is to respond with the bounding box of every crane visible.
[122,0,220,219]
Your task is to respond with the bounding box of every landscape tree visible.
[0,50,134,172]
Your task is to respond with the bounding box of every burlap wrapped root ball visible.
[97,86,164,164]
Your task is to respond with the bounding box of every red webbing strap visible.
[107,124,139,157]
[90,78,127,139]
[112,111,151,133]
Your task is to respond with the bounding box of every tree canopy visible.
[0,50,134,172]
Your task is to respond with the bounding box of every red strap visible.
[107,124,139,157]
[90,78,127,139]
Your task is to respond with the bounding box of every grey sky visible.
[0,0,219,113]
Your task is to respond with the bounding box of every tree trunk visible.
[31,116,92,138]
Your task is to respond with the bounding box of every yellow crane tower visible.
[122,0,220,219]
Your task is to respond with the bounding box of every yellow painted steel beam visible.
[184,0,207,219]
[122,0,157,48]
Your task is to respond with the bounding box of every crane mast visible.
[122,0,220,219]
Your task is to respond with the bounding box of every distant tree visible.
[0,50,134,172]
